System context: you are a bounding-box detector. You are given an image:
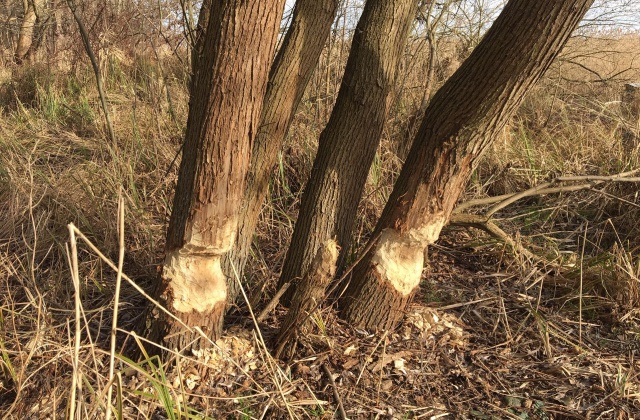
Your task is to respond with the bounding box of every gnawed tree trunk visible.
[275,239,338,360]
[15,0,45,63]
[340,0,594,330]
[222,0,340,303]
[278,0,420,302]
[149,0,285,353]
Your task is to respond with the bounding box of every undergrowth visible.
[1,31,640,419]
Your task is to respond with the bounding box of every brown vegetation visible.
[1,1,640,418]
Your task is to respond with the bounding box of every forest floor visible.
[139,230,639,419]
[46,227,638,420]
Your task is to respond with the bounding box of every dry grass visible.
[1,25,640,419]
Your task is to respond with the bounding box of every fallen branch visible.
[322,364,348,420]
[450,169,640,260]
[449,213,538,262]
[256,282,290,323]
[454,169,640,215]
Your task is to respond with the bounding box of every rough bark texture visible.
[190,0,211,75]
[222,0,340,303]
[278,0,420,302]
[340,0,595,330]
[149,0,285,353]
[275,240,338,360]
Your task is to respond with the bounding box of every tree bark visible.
[340,0,594,330]
[190,0,210,77]
[222,0,340,303]
[278,0,420,302]
[149,0,285,353]
[274,239,338,360]
[15,0,45,63]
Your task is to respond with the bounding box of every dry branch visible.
[322,363,348,420]
[256,282,290,323]
[451,170,640,259]
[455,169,640,215]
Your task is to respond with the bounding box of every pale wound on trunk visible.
[163,251,227,313]
[164,217,237,313]
[371,215,446,296]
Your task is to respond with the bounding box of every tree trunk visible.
[278,0,420,302]
[149,0,285,353]
[274,239,338,360]
[190,0,210,76]
[222,0,340,303]
[15,0,44,63]
[340,0,594,330]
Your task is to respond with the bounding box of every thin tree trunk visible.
[15,0,44,63]
[222,0,340,303]
[189,0,210,75]
[66,0,116,146]
[278,0,420,302]
[340,0,594,330]
[149,0,285,353]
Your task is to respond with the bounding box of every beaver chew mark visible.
[371,217,445,296]
[163,249,227,313]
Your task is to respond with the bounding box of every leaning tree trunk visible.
[222,0,340,305]
[149,0,285,353]
[278,0,420,302]
[340,0,594,330]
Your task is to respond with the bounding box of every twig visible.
[454,169,640,215]
[66,225,83,420]
[322,364,348,420]
[106,193,125,420]
[436,297,495,310]
[256,282,290,323]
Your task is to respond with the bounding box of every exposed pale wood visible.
[150,0,286,353]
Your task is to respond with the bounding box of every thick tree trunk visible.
[278,0,420,302]
[222,0,340,302]
[149,0,285,353]
[274,239,338,360]
[340,0,594,330]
